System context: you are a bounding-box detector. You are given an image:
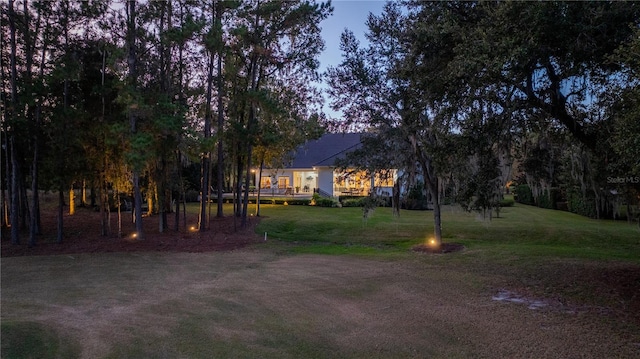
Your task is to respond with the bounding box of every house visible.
[256,133,396,197]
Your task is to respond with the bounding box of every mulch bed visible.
[412,242,465,254]
[1,207,263,257]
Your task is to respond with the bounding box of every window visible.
[260,177,272,189]
[278,176,290,189]
[375,170,395,187]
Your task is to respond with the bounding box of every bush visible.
[514,185,534,205]
[342,198,365,207]
[403,181,430,210]
[536,188,560,209]
[567,187,597,218]
[288,199,311,206]
[537,190,552,209]
[499,198,515,207]
[315,198,338,207]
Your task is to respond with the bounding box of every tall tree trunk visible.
[2,128,10,228]
[69,185,75,215]
[10,138,20,244]
[0,59,6,230]
[116,187,122,238]
[175,2,186,231]
[241,54,262,227]
[99,46,108,236]
[158,162,168,233]
[127,0,144,240]
[235,145,243,219]
[157,2,170,234]
[147,180,154,216]
[425,164,442,246]
[429,178,442,246]
[216,3,225,218]
[56,0,71,243]
[57,186,64,243]
[198,49,214,232]
[175,151,181,231]
[256,157,264,216]
[241,145,253,226]
[415,145,442,247]
[8,0,19,244]
[132,173,143,238]
[81,180,87,207]
[20,180,29,231]
[207,153,214,227]
[29,134,40,246]
[29,21,49,245]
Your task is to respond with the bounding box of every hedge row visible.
[514,184,598,218]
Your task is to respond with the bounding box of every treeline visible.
[1,0,331,245]
[327,1,640,244]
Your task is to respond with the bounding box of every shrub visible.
[288,199,310,206]
[315,198,338,207]
[536,188,560,209]
[499,198,515,207]
[514,185,534,205]
[567,187,597,218]
[537,190,552,209]
[403,181,430,210]
[342,198,365,207]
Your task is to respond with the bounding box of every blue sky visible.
[319,0,386,72]
[318,0,387,119]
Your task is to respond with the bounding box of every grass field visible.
[2,203,640,358]
[257,203,640,260]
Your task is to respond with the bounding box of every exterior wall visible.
[317,167,334,196]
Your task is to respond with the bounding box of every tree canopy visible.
[326,0,640,242]
[1,0,331,243]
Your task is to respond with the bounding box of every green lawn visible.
[256,203,640,261]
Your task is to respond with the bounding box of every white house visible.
[256,133,396,197]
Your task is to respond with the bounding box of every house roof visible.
[288,133,362,168]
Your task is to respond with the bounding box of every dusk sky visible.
[318,0,386,118]
[319,0,385,71]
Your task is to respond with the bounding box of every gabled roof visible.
[288,133,362,168]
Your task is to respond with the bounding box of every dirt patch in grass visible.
[1,207,262,257]
[505,261,640,324]
[3,253,640,358]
